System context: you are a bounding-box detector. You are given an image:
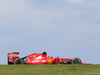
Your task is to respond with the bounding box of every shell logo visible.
[8,53,11,55]
[48,60,52,64]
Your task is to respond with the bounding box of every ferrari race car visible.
[8,52,92,65]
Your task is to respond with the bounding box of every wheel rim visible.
[14,59,23,64]
[72,58,81,64]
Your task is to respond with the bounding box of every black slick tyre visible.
[14,58,24,65]
[72,57,82,64]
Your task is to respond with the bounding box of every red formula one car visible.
[8,52,92,65]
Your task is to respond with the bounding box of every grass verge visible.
[0,64,100,75]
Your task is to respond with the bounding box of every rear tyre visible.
[72,58,82,64]
[14,58,24,65]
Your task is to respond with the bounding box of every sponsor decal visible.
[59,59,62,62]
[42,60,46,64]
[8,54,19,57]
[8,53,11,56]
[33,55,36,58]
[48,60,52,64]
[32,60,40,63]
[35,56,42,59]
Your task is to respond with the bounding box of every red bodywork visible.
[8,52,92,65]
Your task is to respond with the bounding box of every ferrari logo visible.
[59,59,62,62]
[33,55,36,58]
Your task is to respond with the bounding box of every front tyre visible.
[72,58,82,64]
[14,58,24,65]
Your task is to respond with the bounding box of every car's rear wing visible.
[8,52,19,64]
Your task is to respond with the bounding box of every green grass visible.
[0,65,100,75]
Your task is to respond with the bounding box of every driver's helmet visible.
[42,51,47,54]
[42,51,47,57]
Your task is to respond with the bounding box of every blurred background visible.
[0,0,100,64]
